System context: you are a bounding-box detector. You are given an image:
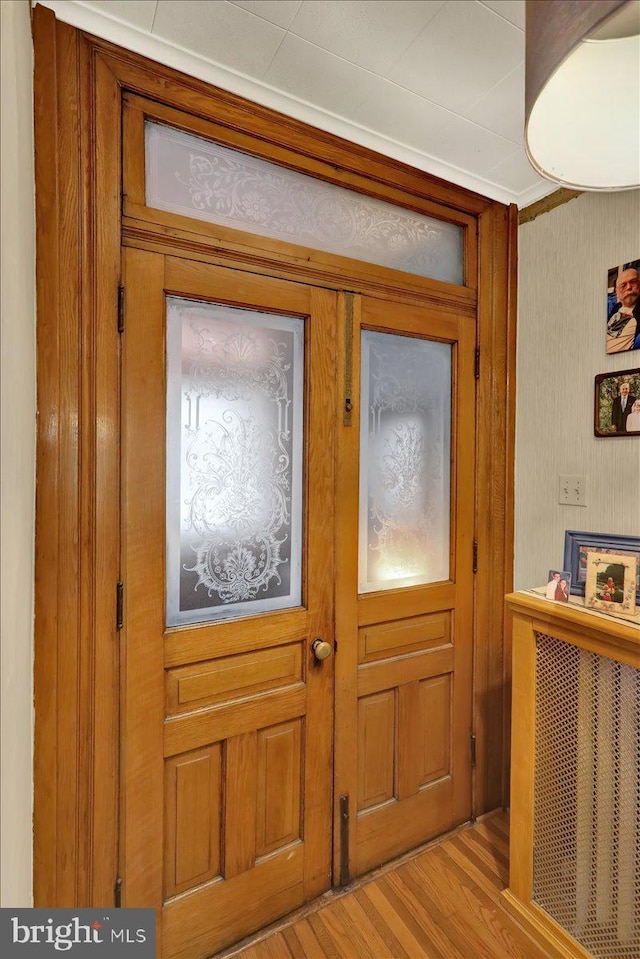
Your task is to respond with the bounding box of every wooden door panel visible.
[256,720,303,857]
[166,643,303,714]
[122,249,336,957]
[357,691,396,811]
[396,675,453,799]
[164,745,222,897]
[162,846,304,959]
[164,610,309,667]
[224,731,258,878]
[357,648,455,696]
[359,612,450,663]
[335,291,475,882]
[121,248,166,910]
[164,255,314,316]
[356,781,453,876]
[163,848,304,959]
[419,674,452,784]
[163,685,307,758]
[357,583,457,625]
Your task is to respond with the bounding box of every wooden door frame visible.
[32,5,517,908]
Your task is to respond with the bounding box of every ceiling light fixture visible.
[525,0,640,190]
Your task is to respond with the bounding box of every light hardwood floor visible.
[218,812,549,959]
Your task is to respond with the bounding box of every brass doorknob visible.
[311,638,332,661]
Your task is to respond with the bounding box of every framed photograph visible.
[594,367,640,436]
[585,551,637,618]
[606,258,639,355]
[564,531,640,604]
[544,570,571,602]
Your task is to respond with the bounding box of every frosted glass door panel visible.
[146,122,464,285]
[166,296,304,626]
[359,331,451,593]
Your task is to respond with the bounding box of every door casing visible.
[32,4,517,909]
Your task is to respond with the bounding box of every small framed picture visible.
[545,570,571,603]
[606,258,639,354]
[594,367,640,436]
[564,531,640,604]
[585,551,638,618]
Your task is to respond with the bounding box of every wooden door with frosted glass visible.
[120,249,336,958]
[334,293,475,880]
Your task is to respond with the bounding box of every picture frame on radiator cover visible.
[563,531,640,605]
[584,551,637,619]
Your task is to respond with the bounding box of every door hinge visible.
[474,348,480,379]
[339,794,350,887]
[118,286,125,334]
[470,733,477,768]
[114,876,122,908]
[116,581,124,631]
[472,540,478,573]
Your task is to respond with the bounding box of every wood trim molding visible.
[473,201,517,816]
[501,889,591,959]
[33,7,121,906]
[86,35,494,220]
[506,591,640,657]
[33,5,63,906]
[501,203,519,808]
[518,188,583,225]
[121,221,477,315]
[32,3,516,907]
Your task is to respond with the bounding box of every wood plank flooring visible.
[218,813,549,959]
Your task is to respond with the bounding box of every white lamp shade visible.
[525,0,640,190]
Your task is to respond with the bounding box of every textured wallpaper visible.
[516,190,640,590]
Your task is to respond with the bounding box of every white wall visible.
[1,0,35,907]
[515,190,640,590]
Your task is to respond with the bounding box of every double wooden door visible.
[120,247,475,957]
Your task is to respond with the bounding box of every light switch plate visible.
[558,475,587,507]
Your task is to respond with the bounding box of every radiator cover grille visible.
[533,633,639,958]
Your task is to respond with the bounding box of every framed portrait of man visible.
[594,368,640,436]
[606,257,640,355]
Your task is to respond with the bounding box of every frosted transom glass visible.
[359,331,451,593]
[146,121,464,285]
[166,296,304,626]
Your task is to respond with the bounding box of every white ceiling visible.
[36,0,556,207]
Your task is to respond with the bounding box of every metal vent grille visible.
[533,634,639,958]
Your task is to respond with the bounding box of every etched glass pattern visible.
[166,296,304,626]
[146,121,464,285]
[359,331,451,593]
